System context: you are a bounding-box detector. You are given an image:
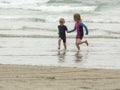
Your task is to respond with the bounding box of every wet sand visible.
[0,64,120,90]
[0,38,120,69]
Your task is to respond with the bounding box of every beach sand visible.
[0,65,120,90]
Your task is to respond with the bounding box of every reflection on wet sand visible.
[57,50,66,63]
[75,51,83,63]
[57,50,86,63]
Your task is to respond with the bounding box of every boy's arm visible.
[68,26,76,33]
[65,26,68,32]
[58,26,60,35]
[80,22,89,35]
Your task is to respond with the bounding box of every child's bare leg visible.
[63,43,67,50]
[79,40,89,46]
[85,40,89,46]
[76,39,89,50]
[76,43,80,50]
[58,39,61,49]
[76,39,80,50]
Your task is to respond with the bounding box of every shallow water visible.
[0,0,120,69]
[0,38,120,69]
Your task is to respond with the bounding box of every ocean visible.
[0,0,120,69]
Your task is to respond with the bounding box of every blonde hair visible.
[59,18,65,24]
[74,13,82,22]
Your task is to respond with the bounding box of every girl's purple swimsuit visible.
[68,22,89,39]
[76,22,81,38]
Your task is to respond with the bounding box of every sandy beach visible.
[0,64,120,90]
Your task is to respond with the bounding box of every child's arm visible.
[58,26,60,35]
[80,22,89,35]
[65,26,68,32]
[68,26,76,33]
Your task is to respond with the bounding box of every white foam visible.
[0,1,97,13]
[0,0,49,4]
[35,5,97,12]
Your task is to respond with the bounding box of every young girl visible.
[68,13,89,50]
[58,18,68,50]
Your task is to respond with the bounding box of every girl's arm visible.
[68,26,76,33]
[80,22,89,35]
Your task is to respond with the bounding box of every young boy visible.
[58,18,68,50]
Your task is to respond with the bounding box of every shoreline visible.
[0,64,120,90]
[1,64,120,70]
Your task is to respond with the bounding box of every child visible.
[58,18,68,50]
[68,13,89,50]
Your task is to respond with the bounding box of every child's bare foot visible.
[85,40,89,46]
[58,47,60,50]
